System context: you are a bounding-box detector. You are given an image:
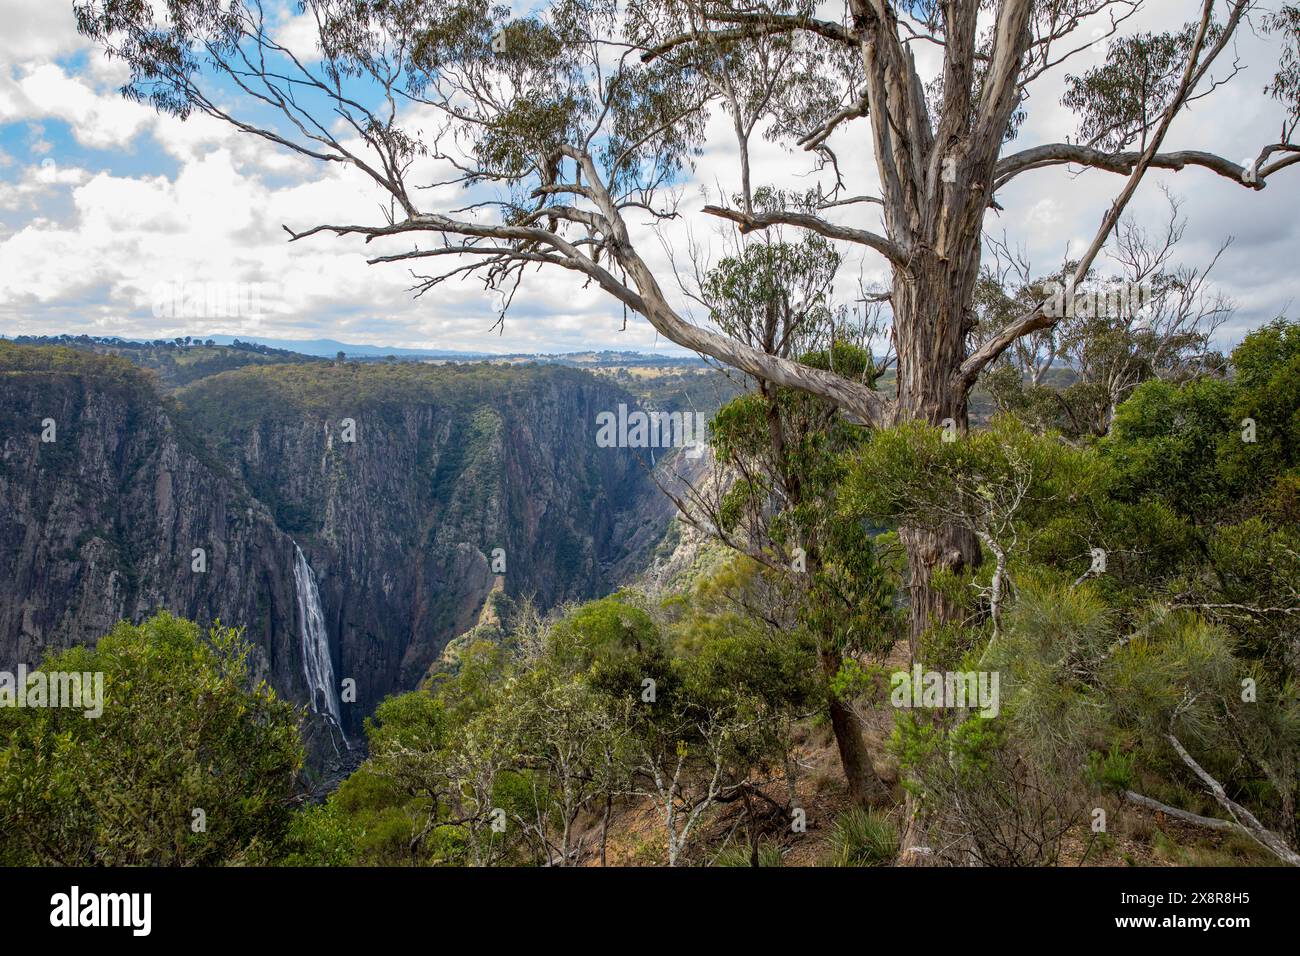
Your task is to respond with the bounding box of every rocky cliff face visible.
[0,347,298,688]
[0,345,674,742]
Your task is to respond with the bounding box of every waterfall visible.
[291,543,347,745]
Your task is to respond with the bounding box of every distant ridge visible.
[202,335,490,359]
[204,335,708,365]
[2,331,709,366]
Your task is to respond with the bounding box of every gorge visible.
[0,341,690,763]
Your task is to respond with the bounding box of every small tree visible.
[0,612,303,865]
[978,193,1231,437]
[846,416,1101,643]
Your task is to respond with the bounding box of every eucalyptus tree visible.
[975,193,1232,437]
[77,0,1300,653]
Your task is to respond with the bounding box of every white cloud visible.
[0,0,1297,352]
[0,158,88,213]
[0,63,156,148]
[0,0,86,64]
[273,8,324,64]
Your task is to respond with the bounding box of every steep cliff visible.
[0,344,297,689]
[0,344,674,742]
[176,361,672,731]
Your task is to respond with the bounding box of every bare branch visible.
[1166,734,1300,866]
[995,143,1300,191]
[701,205,908,266]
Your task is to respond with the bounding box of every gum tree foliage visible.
[673,231,899,808]
[662,561,829,865]
[0,612,303,866]
[540,593,815,866]
[1102,319,1300,670]
[848,321,1300,864]
[362,637,541,866]
[843,410,1187,663]
[704,345,900,807]
[847,320,1300,661]
[845,414,1102,641]
[340,604,636,867]
[895,575,1295,866]
[975,193,1232,438]
[287,639,523,866]
[74,0,1300,673]
[297,590,813,866]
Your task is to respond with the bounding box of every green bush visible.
[713,841,785,867]
[0,612,303,865]
[826,807,898,866]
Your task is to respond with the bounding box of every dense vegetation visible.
[177,359,613,426]
[0,614,302,865]
[4,319,1296,866]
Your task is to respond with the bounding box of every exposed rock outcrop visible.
[0,345,677,740]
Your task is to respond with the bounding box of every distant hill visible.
[202,335,489,359]
[200,336,712,367]
[2,334,318,387]
[2,332,711,368]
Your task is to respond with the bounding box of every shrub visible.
[0,612,303,865]
[827,807,898,866]
[713,841,785,867]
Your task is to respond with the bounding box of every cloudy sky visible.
[0,0,1296,355]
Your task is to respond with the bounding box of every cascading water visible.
[292,543,348,747]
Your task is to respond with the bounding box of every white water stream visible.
[292,543,347,746]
